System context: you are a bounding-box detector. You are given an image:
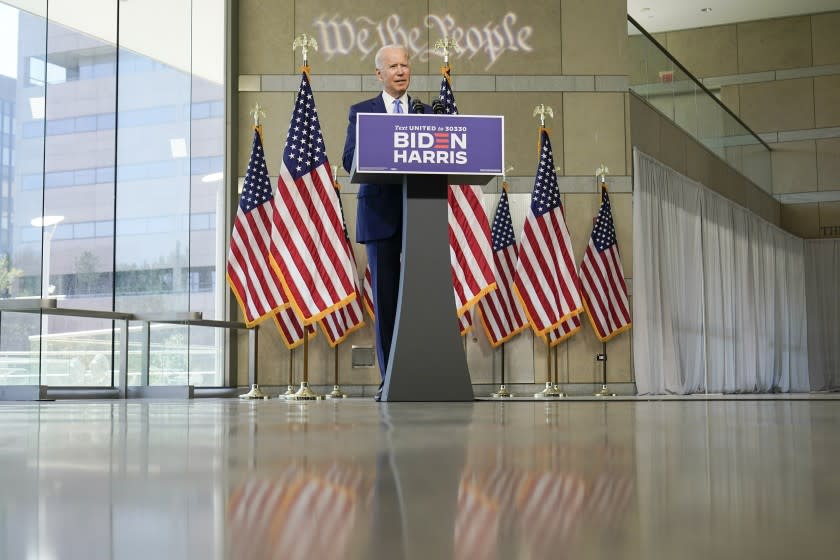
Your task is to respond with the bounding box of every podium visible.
[352,113,504,402]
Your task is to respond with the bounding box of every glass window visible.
[0,0,226,389]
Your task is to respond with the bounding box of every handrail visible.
[627,14,772,152]
[0,299,257,398]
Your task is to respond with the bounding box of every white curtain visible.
[633,150,810,394]
[805,239,840,390]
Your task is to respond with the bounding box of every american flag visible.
[319,181,365,346]
[227,464,367,560]
[361,265,374,320]
[513,129,583,336]
[226,127,290,326]
[440,67,497,317]
[515,471,586,560]
[543,314,581,346]
[579,184,631,341]
[274,306,316,349]
[269,72,358,325]
[477,187,530,347]
[459,309,473,336]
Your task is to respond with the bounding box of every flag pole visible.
[592,166,616,398]
[283,347,296,398]
[491,342,512,398]
[552,342,567,397]
[530,107,561,399]
[238,104,270,400]
[492,168,515,399]
[535,341,562,398]
[289,324,321,400]
[326,345,347,399]
[286,33,322,401]
[594,341,615,397]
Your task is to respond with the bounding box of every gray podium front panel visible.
[381,175,474,402]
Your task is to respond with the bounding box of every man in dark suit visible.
[342,44,426,401]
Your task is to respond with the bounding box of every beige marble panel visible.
[237,92,294,176]
[817,138,840,190]
[738,78,815,133]
[820,202,840,232]
[666,25,738,78]
[506,331,537,383]
[627,34,665,87]
[567,319,603,383]
[296,0,432,76]
[605,328,632,383]
[563,93,627,176]
[741,145,773,192]
[737,16,812,73]
[814,74,840,128]
[464,320,491,385]
[239,0,295,74]
[567,320,633,383]
[812,12,840,67]
[781,203,820,238]
[561,0,628,75]
[462,92,565,178]
[771,140,818,195]
[428,0,562,75]
[629,95,661,160]
[720,85,740,116]
[659,118,686,174]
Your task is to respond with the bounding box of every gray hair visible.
[374,44,410,70]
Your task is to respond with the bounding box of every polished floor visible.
[2,397,839,559]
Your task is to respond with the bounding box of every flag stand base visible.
[281,385,295,399]
[325,385,347,399]
[491,385,513,398]
[287,382,321,401]
[594,384,616,397]
[239,384,270,399]
[552,384,567,397]
[534,382,564,398]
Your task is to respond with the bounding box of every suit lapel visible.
[370,95,386,114]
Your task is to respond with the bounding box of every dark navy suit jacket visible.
[342,94,430,244]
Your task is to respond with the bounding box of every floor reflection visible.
[1,399,838,559]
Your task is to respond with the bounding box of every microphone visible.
[431,99,445,114]
[411,98,425,114]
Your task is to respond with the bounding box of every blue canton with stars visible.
[592,186,618,253]
[491,189,516,252]
[531,131,562,217]
[240,129,273,212]
[283,73,328,179]
[439,73,459,115]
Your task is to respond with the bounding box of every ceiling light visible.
[170,138,188,159]
[29,97,45,119]
[31,215,64,228]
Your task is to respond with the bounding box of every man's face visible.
[376,47,411,98]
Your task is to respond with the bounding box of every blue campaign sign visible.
[355,114,504,176]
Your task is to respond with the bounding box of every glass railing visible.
[628,15,772,193]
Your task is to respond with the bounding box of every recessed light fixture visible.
[701,7,712,12]
[202,172,223,183]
